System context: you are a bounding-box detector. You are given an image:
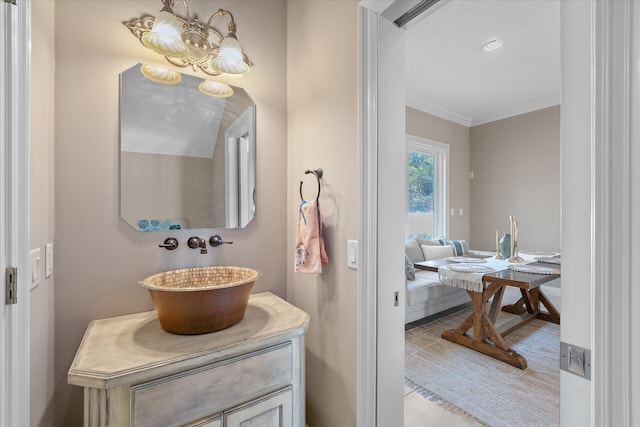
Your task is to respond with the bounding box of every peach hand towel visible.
[295,199,328,274]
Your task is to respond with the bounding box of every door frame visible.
[1,0,31,426]
[357,1,639,425]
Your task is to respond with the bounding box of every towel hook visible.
[299,168,323,201]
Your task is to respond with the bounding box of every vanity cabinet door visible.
[224,387,292,427]
[131,344,292,427]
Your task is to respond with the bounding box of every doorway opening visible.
[397,1,562,426]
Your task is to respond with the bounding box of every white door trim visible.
[356,6,378,427]
[1,1,30,426]
[590,0,638,424]
[358,4,406,426]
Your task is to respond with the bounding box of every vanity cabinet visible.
[68,292,309,427]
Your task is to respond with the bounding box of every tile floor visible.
[404,384,483,427]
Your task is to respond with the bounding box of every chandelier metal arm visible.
[206,9,236,36]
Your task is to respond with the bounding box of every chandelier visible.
[124,0,253,96]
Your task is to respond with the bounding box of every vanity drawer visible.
[130,343,293,427]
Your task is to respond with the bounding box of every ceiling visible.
[404,0,560,127]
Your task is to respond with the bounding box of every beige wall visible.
[53,1,287,424]
[286,1,359,426]
[470,106,561,252]
[406,107,471,241]
[30,2,56,425]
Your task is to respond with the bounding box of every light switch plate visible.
[347,240,358,270]
[45,243,53,278]
[30,248,42,290]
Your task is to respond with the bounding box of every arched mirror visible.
[120,64,256,231]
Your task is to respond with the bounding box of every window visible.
[407,136,449,239]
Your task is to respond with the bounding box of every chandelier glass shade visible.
[211,35,250,76]
[124,0,253,78]
[141,10,190,58]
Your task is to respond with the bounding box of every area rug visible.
[405,288,560,427]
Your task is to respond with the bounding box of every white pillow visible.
[421,244,454,261]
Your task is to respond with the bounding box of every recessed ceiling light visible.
[482,39,503,52]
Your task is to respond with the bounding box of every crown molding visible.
[407,95,561,128]
[470,96,561,126]
[406,96,472,127]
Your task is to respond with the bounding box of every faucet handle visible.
[159,237,179,250]
[209,235,233,248]
[187,236,202,249]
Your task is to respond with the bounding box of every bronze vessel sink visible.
[139,266,262,335]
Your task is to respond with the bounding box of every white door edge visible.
[356,6,378,427]
[1,1,31,426]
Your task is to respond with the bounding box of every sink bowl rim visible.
[139,266,262,293]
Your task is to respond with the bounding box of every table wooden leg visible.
[536,289,560,324]
[502,287,560,325]
[501,289,530,315]
[441,284,528,370]
[488,285,506,323]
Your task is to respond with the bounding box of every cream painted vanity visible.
[68,292,309,427]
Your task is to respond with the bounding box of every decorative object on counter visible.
[499,233,511,260]
[158,237,179,250]
[187,236,208,254]
[494,229,503,259]
[139,266,262,334]
[137,218,187,231]
[209,234,233,247]
[295,168,328,274]
[507,215,524,262]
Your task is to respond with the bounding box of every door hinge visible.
[3,0,18,6]
[6,267,17,304]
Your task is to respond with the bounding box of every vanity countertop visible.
[68,292,310,390]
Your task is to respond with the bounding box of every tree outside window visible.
[408,150,435,239]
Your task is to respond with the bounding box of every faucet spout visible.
[187,236,208,254]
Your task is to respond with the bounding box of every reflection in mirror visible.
[120,64,256,231]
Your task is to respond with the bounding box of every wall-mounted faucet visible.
[209,235,233,247]
[188,236,208,254]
